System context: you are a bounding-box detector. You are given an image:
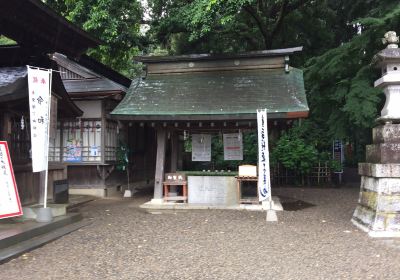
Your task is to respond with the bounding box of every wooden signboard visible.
[0,141,23,219]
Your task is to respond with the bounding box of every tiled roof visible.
[111,68,308,120]
[0,67,27,100]
[0,67,26,87]
[51,53,128,95]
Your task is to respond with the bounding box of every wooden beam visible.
[153,127,167,200]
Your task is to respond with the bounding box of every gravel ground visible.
[1,186,400,280]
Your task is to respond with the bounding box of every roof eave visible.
[134,47,303,63]
[110,111,309,121]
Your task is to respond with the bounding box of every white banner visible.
[192,134,211,161]
[223,133,243,160]
[257,109,271,201]
[0,141,23,219]
[27,66,52,172]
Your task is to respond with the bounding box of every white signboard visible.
[192,134,211,161]
[27,66,51,172]
[0,141,23,219]
[223,133,243,160]
[257,109,271,201]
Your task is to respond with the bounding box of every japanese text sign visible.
[257,109,271,201]
[0,141,23,219]
[223,133,243,161]
[27,66,52,172]
[192,134,211,162]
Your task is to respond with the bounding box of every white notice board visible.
[192,134,211,161]
[223,133,243,160]
[0,141,23,219]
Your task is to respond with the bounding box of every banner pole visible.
[43,69,52,208]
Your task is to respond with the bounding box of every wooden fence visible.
[271,162,332,186]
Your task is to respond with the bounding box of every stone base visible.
[142,196,283,212]
[352,218,400,238]
[352,173,400,237]
[68,186,120,198]
[22,204,67,220]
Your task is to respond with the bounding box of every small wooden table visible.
[163,173,188,203]
[235,176,259,204]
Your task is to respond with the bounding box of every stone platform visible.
[140,196,283,212]
[352,124,400,237]
[0,195,94,263]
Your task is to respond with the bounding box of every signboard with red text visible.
[0,141,23,219]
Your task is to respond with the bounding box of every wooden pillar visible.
[1,112,11,142]
[153,127,167,200]
[170,131,178,172]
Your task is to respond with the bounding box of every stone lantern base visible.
[352,124,400,237]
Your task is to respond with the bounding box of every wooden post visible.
[170,131,178,172]
[101,100,106,164]
[153,127,167,200]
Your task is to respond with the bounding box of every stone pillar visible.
[352,31,400,237]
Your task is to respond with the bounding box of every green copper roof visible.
[111,68,308,121]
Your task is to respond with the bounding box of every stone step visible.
[0,219,90,264]
[0,212,82,250]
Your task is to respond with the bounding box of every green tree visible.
[45,0,145,77]
[148,0,337,58]
[270,126,318,176]
[304,1,400,163]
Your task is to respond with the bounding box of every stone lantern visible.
[351,31,400,237]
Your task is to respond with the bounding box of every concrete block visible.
[361,176,400,194]
[357,190,400,212]
[359,163,400,177]
[69,188,106,197]
[352,205,375,228]
[358,191,378,210]
[366,143,400,163]
[373,124,400,144]
[22,204,67,220]
[353,204,400,233]
[266,210,278,222]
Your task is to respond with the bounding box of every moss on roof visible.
[111,68,308,120]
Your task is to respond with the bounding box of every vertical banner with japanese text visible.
[257,109,271,201]
[27,66,52,172]
[0,141,23,219]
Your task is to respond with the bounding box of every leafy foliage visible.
[45,0,145,77]
[304,1,400,163]
[148,0,337,58]
[270,124,318,175]
[0,35,16,45]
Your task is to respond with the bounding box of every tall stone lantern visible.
[352,31,400,237]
